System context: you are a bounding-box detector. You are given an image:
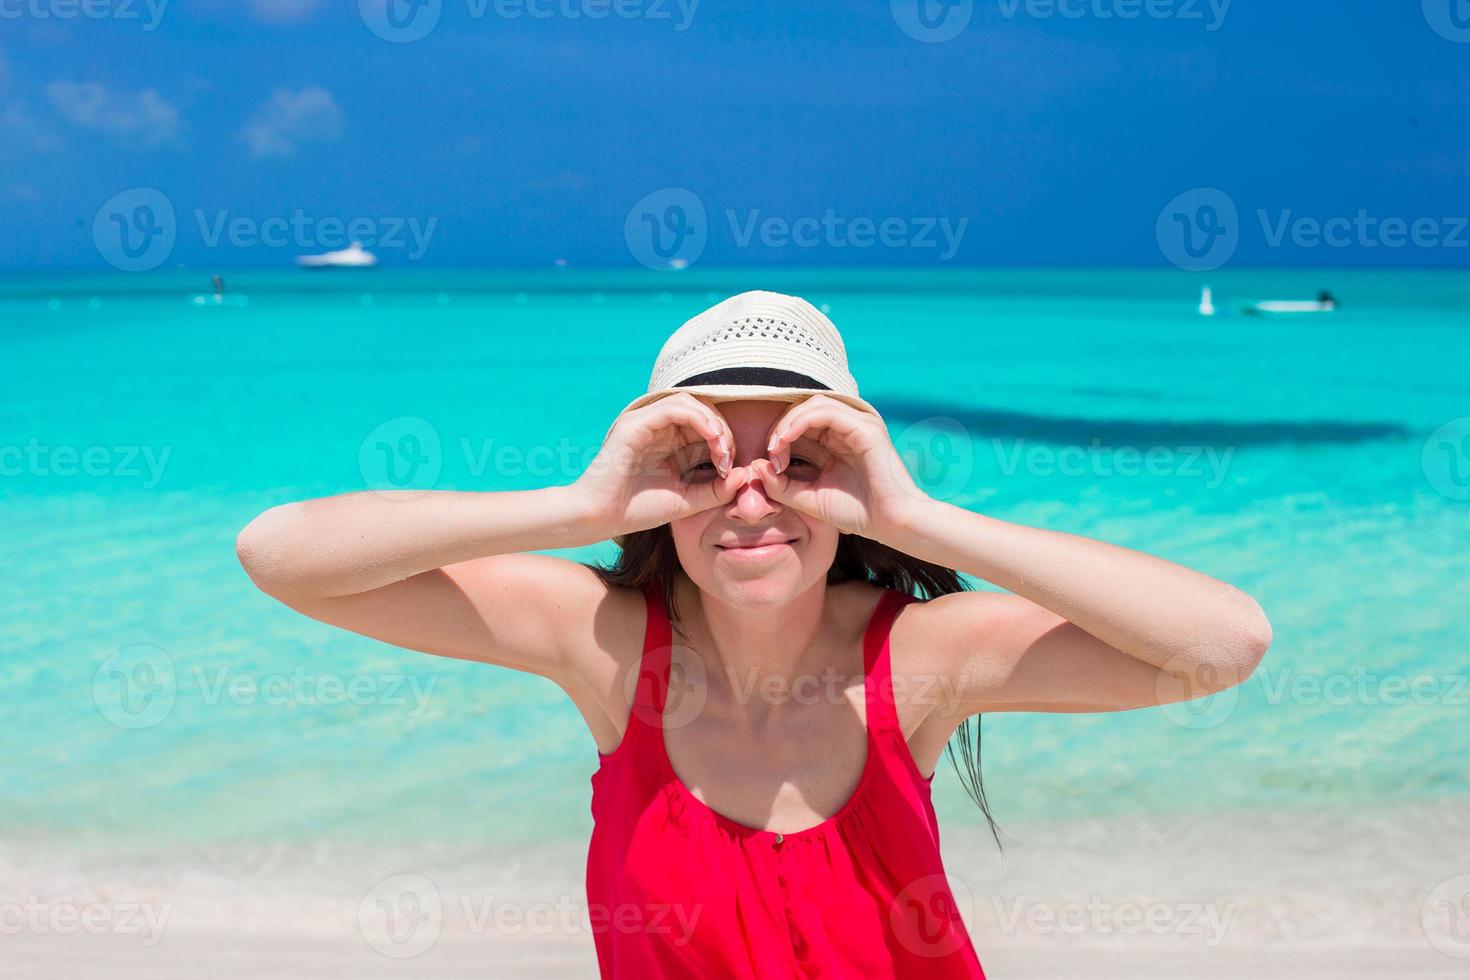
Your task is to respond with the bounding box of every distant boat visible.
[296,242,377,269]
[1199,286,1217,317]
[1243,290,1338,316]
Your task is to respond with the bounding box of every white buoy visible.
[1199,285,1216,317]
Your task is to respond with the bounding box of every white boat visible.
[296,242,378,269]
[1243,292,1337,316]
[1199,286,1216,317]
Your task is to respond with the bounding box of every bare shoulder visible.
[889,588,1044,669]
[886,589,1044,736]
[555,573,652,752]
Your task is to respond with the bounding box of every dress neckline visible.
[653,589,909,843]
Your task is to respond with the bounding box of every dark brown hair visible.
[593,527,1001,845]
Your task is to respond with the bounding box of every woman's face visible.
[669,399,839,607]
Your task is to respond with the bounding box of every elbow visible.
[1168,592,1272,698]
[235,503,304,596]
[1203,592,1273,693]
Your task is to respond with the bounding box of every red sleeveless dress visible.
[586,588,987,978]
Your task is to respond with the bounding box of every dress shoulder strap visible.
[626,583,674,735]
[862,589,917,737]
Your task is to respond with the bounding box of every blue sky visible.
[2,0,1467,269]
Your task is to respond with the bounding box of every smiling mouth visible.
[715,539,798,556]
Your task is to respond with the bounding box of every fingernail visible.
[772,457,783,475]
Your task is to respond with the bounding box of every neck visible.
[681,576,834,694]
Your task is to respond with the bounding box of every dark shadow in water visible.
[872,396,1412,447]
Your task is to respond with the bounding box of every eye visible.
[784,455,822,481]
[682,460,718,484]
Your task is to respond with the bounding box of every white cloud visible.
[250,0,324,23]
[1,101,63,153]
[239,87,342,158]
[46,82,181,147]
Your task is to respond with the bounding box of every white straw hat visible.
[618,290,881,419]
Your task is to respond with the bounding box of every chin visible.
[700,552,814,607]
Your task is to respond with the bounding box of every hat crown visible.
[647,291,859,397]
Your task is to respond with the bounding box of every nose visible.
[728,474,779,525]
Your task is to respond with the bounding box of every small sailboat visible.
[296,242,378,269]
[1243,290,1337,316]
[1198,286,1217,317]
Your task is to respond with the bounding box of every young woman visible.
[236,291,1271,978]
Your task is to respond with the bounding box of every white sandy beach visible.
[7,932,1466,979]
[7,799,1466,978]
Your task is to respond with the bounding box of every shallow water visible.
[2,267,1466,903]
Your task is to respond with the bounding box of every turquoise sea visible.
[2,267,1467,950]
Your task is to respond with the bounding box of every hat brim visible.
[618,385,882,421]
[605,386,884,545]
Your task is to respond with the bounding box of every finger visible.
[749,458,818,518]
[635,396,732,476]
[748,458,788,500]
[682,463,747,515]
[766,398,871,472]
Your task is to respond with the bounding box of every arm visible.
[234,487,614,677]
[755,396,1272,723]
[235,394,746,749]
[884,502,1272,714]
